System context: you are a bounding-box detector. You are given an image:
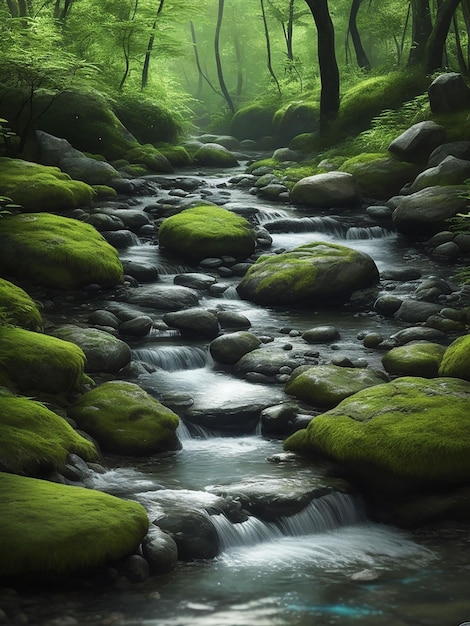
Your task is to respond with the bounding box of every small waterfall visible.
[256,208,292,224]
[345,225,393,240]
[221,286,241,299]
[212,492,365,552]
[264,216,345,236]
[132,345,211,371]
[177,420,212,441]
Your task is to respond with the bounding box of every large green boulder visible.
[272,101,319,144]
[230,104,276,140]
[438,334,470,381]
[0,278,42,330]
[192,143,238,167]
[339,153,418,200]
[285,365,386,409]
[0,326,87,395]
[382,341,446,378]
[0,394,97,476]
[284,376,470,494]
[158,206,256,263]
[0,213,123,290]
[0,157,93,212]
[68,381,180,456]
[236,242,379,305]
[112,95,182,145]
[0,473,149,578]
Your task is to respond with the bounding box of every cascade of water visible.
[132,345,211,371]
[264,216,345,236]
[213,513,284,551]
[345,225,394,240]
[256,208,292,224]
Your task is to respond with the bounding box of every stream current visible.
[33,164,470,625]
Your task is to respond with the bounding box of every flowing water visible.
[30,166,470,625]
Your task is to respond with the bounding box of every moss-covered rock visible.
[0,157,93,212]
[230,104,276,141]
[0,394,97,476]
[125,144,173,173]
[158,206,256,263]
[0,278,42,330]
[68,381,180,456]
[112,95,182,145]
[339,153,418,200]
[192,143,239,167]
[290,172,360,207]
[285,364,386,409]
[273,101,319,144]
[382,341,446,378]
[409,155,470,192]
[49,324,131,374]
[284,376,470,494]
[438,334,470,381]
[0,213,123,290]
[237,242,379,305]
[0,473,149,578]
[158,144,192,167]
[0,326,87,395]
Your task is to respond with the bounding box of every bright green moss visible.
[113,95,183,145]
[251,256,318,297]
[0,212,123,289]
[193,145,238,167]
[157,144,192,167]
[246,158,277,173]
[438,334,470,381]
[0,326,87,395]
[91,185,117,199]
[0,395,97,475]
[431,110,470,142]
[273,100,319,143]
[0,278,42,330]
[339,152,418,199]
[284,376,470,492]
[230,103,276,140]
[125,144,173,173]
[382,342,446,378]
[0,473,149,578]
[69,381,180,456]
[158,205,256,263]
[0,157,93,212]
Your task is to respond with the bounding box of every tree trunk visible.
[303,0,339,132]
[453,11,468,74]
[214,0,235,113]
[141,0,165,90]
[348,0,371,70]
[190,20,219,96]
[408,0,433,65]
[5,0,19,17]
[286,0,295,61]
[461,0,470,70]
[260,0,282,94]
[424,0,462,72]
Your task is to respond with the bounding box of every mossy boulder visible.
[339,153,418,200]
[125,144,173,173]
[285,364,386,409]
[409,155,470,192]
[0,394,97,476]
[158,144,192,167]
[210,331,262,365]
[392,185,470,236]
[0,473,149,578]
[0,326,87,395]
[0,213,123,290]
[192,143,239,167]
[290,172,360,208]
[284,376,470,494]
[273,101,319,144]
[0,157,93,212]
[382,341,446,378]
[49,324,131,374]
[230,104,276,141]
[68,381,180,456]
[438,334,470,381]
[158,206,256,263]
[0,278,42,330]
[236,242,379,306]
[112,95,182,145]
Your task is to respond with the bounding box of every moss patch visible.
[0,157,93,212]
[0,212,123,290]
[158,144,192,167]
[113,95,182,145]
[438,334,470,381]
[0,395,97,476]
[158,205,255,263]
[284,376,470,494]
[0,473,149,578]
[69,381,180,456]
[273,100,319,144]
[0,278,42,330]
[125,144,173,173]
[382,341,446,378]
[0,326,87,396]
[230,104,277,140]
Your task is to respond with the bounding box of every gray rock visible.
[154,510,219,560]
[210,331,261,365]
[432,241,461,260]
[234,346,309,379]
[88,310,120,329]
[410,156,470,192]
[428,72,470,114]
[121,260,159,282]
[428,141,470,167]
[163,307,220,338]
[388,121,447,164]
[119,315,153,337]
[395,300,442,323]
[128,284,199,311]
[390,326,447,345]
[142,526,178,575]
[302,325,340,344]
[173,272,217,290]
[373,295,403,316]
[290,172,360,208]
[216,311,251,330]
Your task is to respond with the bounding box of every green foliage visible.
[0,473,149,577]
[0,395,97,476]
[0,278,42,331]
[0,212,124,290]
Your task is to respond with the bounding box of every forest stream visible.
[25,162,470,626]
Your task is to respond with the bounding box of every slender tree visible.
[424,0,462,72]
[260,0,282,94]
[348,0,371,70]
[303,0,339,131]
[407,0,433,66]
[214,0,235,113]
[141,0,165,89]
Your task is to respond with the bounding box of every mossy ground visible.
[0,157,93,212]
[0,326,87,396]
[284,376,470,492]
[0,395,97,476]
[68,381,180,456]
[0,278,42,330]
[158,205,255,262]
[0,472,149,578]
[0,212,123,289]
